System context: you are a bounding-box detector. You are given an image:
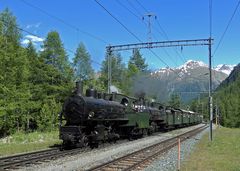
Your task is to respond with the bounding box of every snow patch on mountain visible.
[177,60,208,70]
[152,60,235,76]
[214,64,235,75]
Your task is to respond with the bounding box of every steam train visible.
[59,82,203,148]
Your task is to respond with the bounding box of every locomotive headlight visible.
[88,111,95,118]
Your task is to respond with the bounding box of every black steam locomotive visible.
[59,82,202,148]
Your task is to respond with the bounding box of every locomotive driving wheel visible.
[79,134,88,147]
[129,127,141,140]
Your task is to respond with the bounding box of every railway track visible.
[88,125,208,171]
[0,138,130,170]
[0,147,87,171]
[0,125,206,171]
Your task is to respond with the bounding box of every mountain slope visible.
[214,64,235,75]
[131,60,231,102]
[217,63,240,86]
[214,63,240,127]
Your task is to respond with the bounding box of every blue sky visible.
[1,0,240,71]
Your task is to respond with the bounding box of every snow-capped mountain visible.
[152,60,235,77]
[134,60,235,102]
[177,60,208,70]
[214,64,235,75]
[151,60,211,79]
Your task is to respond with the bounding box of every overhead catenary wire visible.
[63,47,102,66]
[209,0,217,82]
[20,0,135,67]
[213,0,240,57]
[94,0,173,68]
[209,0,213,38]
[115,0,178,66]
[133,0,187,64]
[126,0,143,17]
[136,0,149,13]
[94,0,142,43]
[134,0,215,104]
[21,0,131,65]
[116,0,141,21]
[155,17,187,64]
[0,19,102,66]
[94,0,188,78]
[20,0,108,44]
[118,0,184,67]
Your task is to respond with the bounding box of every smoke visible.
[130,72,172,103]
[110,85,120,93]
[134,91,146,99]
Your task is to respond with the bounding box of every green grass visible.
[182,127,240,171]
[0,131,61,157]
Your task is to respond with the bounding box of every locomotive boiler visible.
[59,82,128,148]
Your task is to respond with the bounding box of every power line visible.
[155,18,187,63]
[126,0,143,17]
[136,0,149,13]
[62,48,101,66]
[149,49,169,66]
[116,0,141,20]
[133,0,169,40]
[209,0,217,83]
[117,0,180,66]
[115,0,178,67]
[0,19,102,66]
[20,0,108,44]
[133,0,167,39]
[94,0,142,43]
[213,0,240,56]
[133,0,187,64]
[95,0,173,69]
[209,0,213,38]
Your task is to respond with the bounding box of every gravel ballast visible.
[17,124,205,171]
[144,126,209,171]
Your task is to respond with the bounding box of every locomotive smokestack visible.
[75,81,83,95]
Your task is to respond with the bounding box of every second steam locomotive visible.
[59,82,202,148]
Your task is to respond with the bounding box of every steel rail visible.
[0,147,87,170]
[88,125,208,171]
[0,125,206,170]
[0,138,130,170]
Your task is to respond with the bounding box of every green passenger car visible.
[124,111,150,128]
[109,93,150,129]
[173,109,182,126]
[165,107,174,127]
[181,109,190,125]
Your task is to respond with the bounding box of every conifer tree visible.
[100,52,126,91]
[0,8,21,46]
[129,49,148,72]
[0,8,29,134]
[40,31,73,81]
[168,94,181,108]
[73,42,94,82]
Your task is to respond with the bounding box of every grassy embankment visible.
[0,131,61,157]
[182,127,240,171]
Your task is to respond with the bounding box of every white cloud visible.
[21,39,30,45]
[26,22,41,29]
[39,48,44,52]
[21,35,44,45]
[25,35,44,42]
